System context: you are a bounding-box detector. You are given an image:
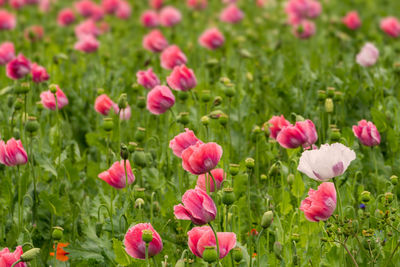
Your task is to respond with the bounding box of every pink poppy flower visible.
[140,10,159,28]
[113,104,131,120]
[136,68,160,90]
[181,142,223,175]
[380,17,400,38]
[9,0,25,10]
[160,45,187,70]
[57,8,76,26]
[74,35,99,53]
[159,6,181,27]
[6,54,31,80]
[116,0,131,19]
[292,20,315,39]
[342,11,361,30]
[276,120,318,149]
[167,65,197,91]
[0,138,28,167]
[169,128,202,158]
[40,85,69,110]
[300,182,336,222]
[187,0,207,10]
[31,63,49,83]
[196,168,225,192]
[356,43,379,67]
[24,25,44,42]
[142,29,169,53]
[149,0,163,10]
[0,10,16,30]
[0,41,15,65]
[0,246,26,267]
[352,120,380,147]
[90,4,105,21]
[102,0,120,14]
[146,85,175,115]
[74,0,96,17]
[124,223,163,259]
[198,27,225,50]
[95,94,114,115]
[267,115,291,140]
[98,160,135,189]
[174,187,217,225]
[219,4,244,24]
[74,19,100,38]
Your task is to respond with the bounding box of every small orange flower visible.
[248,229,259,236]
[50,242,70,262]
[252,252,257,258]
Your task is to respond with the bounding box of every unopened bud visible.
[120,144,129,160]
[213,96,222,107]
[49,84,58,94]
[118,94,128,109]
[25,116,39,133]
[201,116,210,126]
[273,242,282,260]
[390,175,398,185]
[325,98,334,113]
[361,191,371,203]
[20,248,41,262]
[200,90,211,103]
[261,211,273,228]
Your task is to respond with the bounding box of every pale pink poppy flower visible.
[6,54,31,80]
[352,120,380,147]
[74,0,96,17]
[174,187,217,225]
[0,42,15,65]
[298,143,356,181]
[181,142,223,175]
[198,27,225,50]
[380,17,400,38]
[292,20,315,39]
[167,65,197,91]
[342,11,361,30]
[356,43,379,67]
[160,45,187,70]
[188,226,236,259]
[300,182,336,222]
[124,223,163,259]
[113,104,131,120]
[98,160,135,189]
[89,4,105,21]
[116,0,131,19]
[149,0,163,10]
[74,19,100,38]
[57,8,76,26]
[146,85,175,115]
[136,68,160,90]
[196,168,225,192]
[74,34,99,53]
[276,120,318,149]
[0,10,17,30]
[102,0,120,14]
[31,63,49,83]
[219,4,244,24]
[38,0,51,13]
[169,128,202,158]
[0,246,26,267]
[40,85,69,110]
[0,139,28,167]
[142,29,169,53]
[267,115,291,140]
[140,10,159,28]
[285,0,321,20]
[24,25,44,42]
[187,0,207,10]
[159,6,182,27]
[94,94,114,115]
[9,0,25,10]
[222,0,237,4]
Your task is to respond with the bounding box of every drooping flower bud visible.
[118,93,128,109]
[261,211,273,229]
[20,248,41,262]
[361,191,371,203]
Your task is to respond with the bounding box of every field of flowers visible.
[0,0,400,266]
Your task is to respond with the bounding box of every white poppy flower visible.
[297,143,356,181]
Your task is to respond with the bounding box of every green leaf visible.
[291,173,305,198]
[112,238,130,266]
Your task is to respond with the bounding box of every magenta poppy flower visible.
[380,17,400,38]
[136,68,160,90]
[300,182,336,222]
[198,27,225,50]
[146,85,175,115]
[116,1,131,19]
[74,35,99,53]
[98,160,135,189]
[167,65,197,91]
[74,0,96,17]
[187,226,236,259]
[219,4,244,24]
[31,63,49,83]
[181,142,222,175]
[124,223,163,259]
[0,246,26,267]
[95,94,114,115]
[57,8,76,26]
[0,138,28,167]
[140,10,159,28]
[352,120,380,147]
[142,30,169,53]
[159,6,181,27]
[174,187,217,225]
[160,45,187,70]
[6,54,31,80]
[342,11,361,30]
[196,168,225,193]
[276,120,318,149]
[0,10,16,30]
[101,0,120,14]
[40,86,69,110]
[267,115,291,140]
[149,0,163,10]
[0,42,15,65]
[169,128,202,158]
[187,0,207,10]
[292,20,316,39]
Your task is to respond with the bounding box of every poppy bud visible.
[49,84,58,94]
[390,175,398,185]
[16,82,30,94]
[118,93,128,109]
[326,87,335,98]
[229,164,240,176]
[20,248,41,262]
[102,118,113,132]
[291,233,300,243]
[200,90,211,103]
[287,174,294,184]
[177,112,189,125]
[128,142,137,153]
[260,174,267,180]
[222,188,235,206]
[273,242,282,260]
[209,110,223,119]
[325,98,334,113]
[232,247,243,263]
[137,96,146,109]
[36,101,43,111]
[213,96,222,107]
[261,211,273,228]
[25,116,39,134]
[246,72,253,82]
[201,116,210,126]
[133,148,147,168]
[252,126,261,134]
[15,98,23,110]
[218,113,228,126]
[177,91,189,101]
[175,259,185,267]
[131,83,140,92]
[245,158,255,169]
[361,191,371,203]
[317,90,326,101]
[202,246,218,263]
[52,226,64,241]
[120,144,129,160]
[142,229,154,243]
[134,127,146,142]
[220,77,231,85]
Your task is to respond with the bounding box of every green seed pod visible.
[36,101,43,111]
[317,90,326,101]
[361,191,371,203]
[25,116,39,134]
[245,158,255,170]
[390,175,398,185]
[118,93,128,109]
[177,112,189,125]
[137,96,146,109]
[222,188,235,206]
[209,110,224,119]
[120,143,129,160]
[201,115,210,126]
[135,198,145,208]
[232,247,243,263]
[135,188,146,199]
[213,96,222,107]
[223,86,235,98]
[326,87,335,98]
[128,142,138,153]
[177,91,188,101]
[202,246,218,263]
[7,95,14,108]
[131,83,140,92]
[261,211,273,229]
[52,226,64,241]
[252,125,261,135]
[16,82,30,94]
[325,98,334,113]
[102,118,113,132]
[291,233,300,243]
[133,148,147,168]
[219,77,231,85]
[20,248,41,262]
[334,91,343,102]
[384,192,394,204]
[15,98,23,110]
[287,174,295,185]
[134,127,146,142]
[142,229,154,243]
[229,164,240,176]
[260,174,267,181]
[330,129,341,141]
[49,84,58,94]
[200,90,211,103]
[218,113,228,126]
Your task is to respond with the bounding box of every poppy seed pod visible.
[325,98,334,113]
[135,127,146,142]
[326,87,335,98]
[245,158,255,169]
[52,226,64,241]
[137,96,146,109]
[118,93,128,109]
[232,247,243,263]
[134,148,147,168]
[20,248,41,262]
[317,90,326,101]
[223,86,235,98]
[202,246,218,263]
[390,175,398,185]
[142,229,154,243]
[120,144,129,160]
[361,191,371,203]
[229,164,240,176]
[177,112,189,125]
[15,98,23,110]
[200,90,211,102]
[218,113,228,126]
[177,91,188,101]
[222,188,235,206]
[135,187,146,199]
[102,118,113,132]
[25,116,39,134]
[261,211,273,228]
[128,142,138,153]
[330,129,341,142]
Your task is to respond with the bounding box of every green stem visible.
[334,178,342,222]
[145,243,150,267]
[11,260,22,267]
[208,223,220,262]
[53,241,58,267]
[256,228,265,267]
